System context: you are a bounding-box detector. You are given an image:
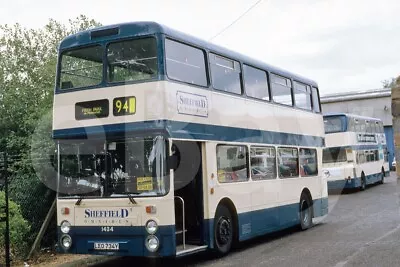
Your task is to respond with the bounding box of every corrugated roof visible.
[321,88,391,103]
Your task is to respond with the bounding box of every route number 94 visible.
[113,96,136,116]
[101,226,114,232]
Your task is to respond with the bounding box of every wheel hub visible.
[217,217,231,245]
[301,200,309,224]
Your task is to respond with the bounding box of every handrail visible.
[174,196,185,250]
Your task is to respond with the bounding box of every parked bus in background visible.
[53,21,328,258]
[322,113,389,191]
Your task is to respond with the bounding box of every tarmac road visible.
[94,172,400,267]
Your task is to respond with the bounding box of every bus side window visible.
[217,145,249,183]
[299,148,318,176]
[165,39,208,87]
[311,87,321,113]
[278,147,299,178]
[210,53,242,95]
[271,74,293,106]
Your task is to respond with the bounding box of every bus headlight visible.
[61,235,72,249]
[145,235,159,252]
[145,220,158,234]
[60,220,71,234]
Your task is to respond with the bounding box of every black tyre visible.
[299,193,313,230]
[214,205,234,255]
[360,172,366,191]
[379,168,385,184]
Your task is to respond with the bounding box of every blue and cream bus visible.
[53,21,328,257]
[322,113,389,191]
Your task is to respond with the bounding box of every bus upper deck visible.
[53,22,322,141]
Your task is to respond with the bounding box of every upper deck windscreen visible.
[323,116,346,133]
[58,37,158,90]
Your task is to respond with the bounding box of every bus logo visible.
[177,91,208,117]
[84,209,129,218]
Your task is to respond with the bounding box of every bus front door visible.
[172,140,206,254]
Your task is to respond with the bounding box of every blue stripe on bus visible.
[327,171,385,190]
[206,197,328,247]
[57,197,328,256]
[53,120,325,147]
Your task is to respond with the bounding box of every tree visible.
[382,77,397,89]
[0,15,101,257]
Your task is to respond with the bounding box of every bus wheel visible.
[299,193,313,230]
[379,168,385,184]
[360,173,366,191]
[214,205,234,255]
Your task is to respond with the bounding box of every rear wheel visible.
[214,205,234,255]
[360,172,366,191]
[299,193,313,230]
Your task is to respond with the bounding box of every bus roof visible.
[323,113,382,122]
[60,21,318,87]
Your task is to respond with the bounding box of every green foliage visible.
[382,77,397,89]
[0,15,101,162]
[0,15,101,257]
[0,191,31,258]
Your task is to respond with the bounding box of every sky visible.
[1,0,400,96]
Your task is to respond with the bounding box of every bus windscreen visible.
[322,147,347,163]
[324,116,345,133]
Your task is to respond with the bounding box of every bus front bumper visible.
[57,225,176,257]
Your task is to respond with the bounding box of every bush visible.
[0,190,31,258]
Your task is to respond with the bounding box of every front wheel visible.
[360,173,366,191]
[299,193,313,230]
[214,205,234,255]
[379,169,385,184]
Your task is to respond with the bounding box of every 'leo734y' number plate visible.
[94,242,119,250]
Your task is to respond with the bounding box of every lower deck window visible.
[278,147,299,178]
[299,148,318,176]
[250,146,276,180]
[217,145,249,183]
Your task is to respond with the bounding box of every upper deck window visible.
[59,45,103,90]
[165,39,208,87]
[210,53,242,95]
[324,116,345,133]
[271,74,292,106]
[311,87,321,113]
[107,38,158,83]
[294,81,312,110]
[243,65,269,100]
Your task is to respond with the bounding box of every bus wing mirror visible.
[168,155,179,170]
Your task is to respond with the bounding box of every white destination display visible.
[177,91,208,117]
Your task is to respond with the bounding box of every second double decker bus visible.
[322,113,389,191]
[53,21,328,258]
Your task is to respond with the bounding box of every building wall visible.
[321,96,392,126]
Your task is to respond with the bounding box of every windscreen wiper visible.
[75,196,86,206]
[127,193,137,204]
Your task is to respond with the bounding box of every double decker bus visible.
[53,21,328,257]
[322,113,389,191]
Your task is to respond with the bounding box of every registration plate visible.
[94,242,119,250]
